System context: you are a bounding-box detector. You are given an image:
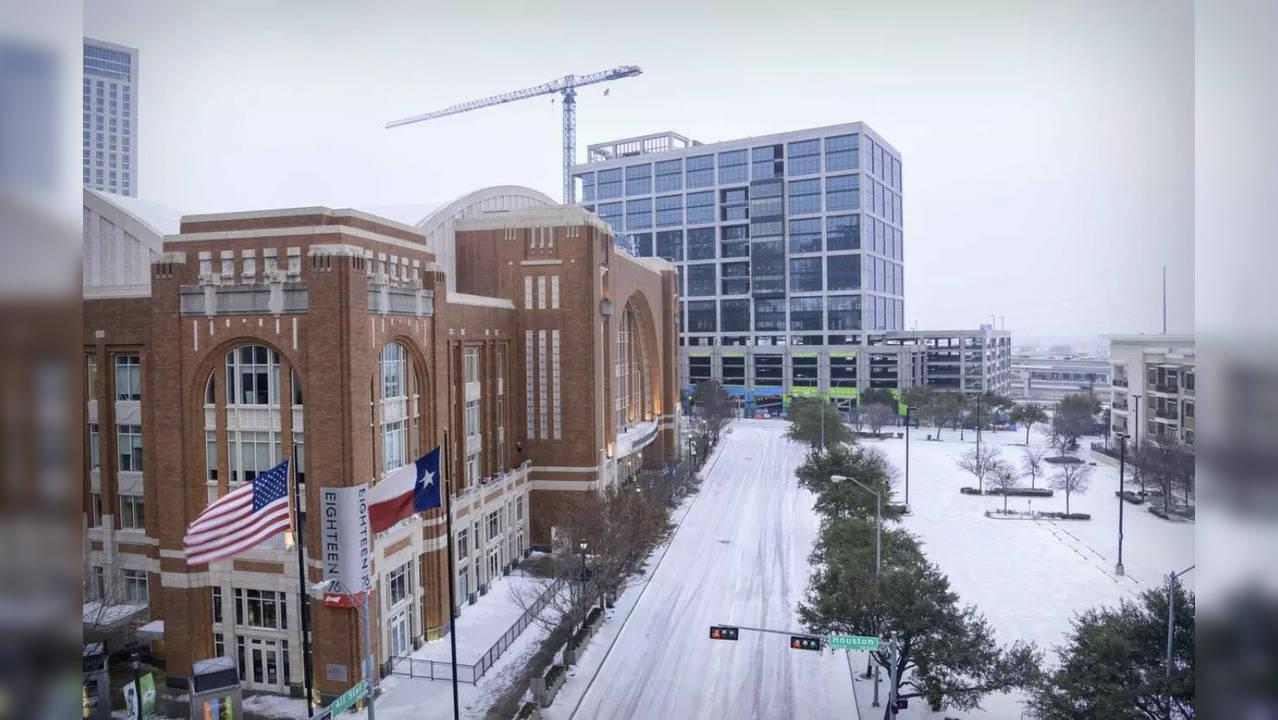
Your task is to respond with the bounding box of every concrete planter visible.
[531,664,567,707]
[511,701,541,720]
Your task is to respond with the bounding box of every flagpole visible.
[291,444,317,717]
[442,430,461,720]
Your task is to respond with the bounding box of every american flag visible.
[184,459,292,565]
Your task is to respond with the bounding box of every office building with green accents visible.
[572,123,919,413]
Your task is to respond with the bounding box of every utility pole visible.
[1115,433,1127,576]
[1165,564,1194,719]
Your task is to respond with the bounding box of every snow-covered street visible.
[554,418,1193,720]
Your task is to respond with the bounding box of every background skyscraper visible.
[83,37,138,196]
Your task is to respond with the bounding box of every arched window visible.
[221,344,283,483]
[226,345,280,406]
[377,343,418,477]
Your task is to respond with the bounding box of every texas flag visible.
[368,446,442,533]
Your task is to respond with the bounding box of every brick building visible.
[82,193,678,698]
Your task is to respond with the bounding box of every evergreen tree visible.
[795,445,903,521]
[1028,580,1195,719]
[1011,404,1049,444]
[785,396,851,452]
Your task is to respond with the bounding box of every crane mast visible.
[386,65,642,203]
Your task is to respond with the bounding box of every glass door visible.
[241,636,285,693]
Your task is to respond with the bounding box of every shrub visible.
[1045,455,1084,465]
[585,607,603,627]
[516,701,538,719]
[1039,511,1091,520]
[985,487,1054,497]
[544,664,566,687]
[960,487,983,495]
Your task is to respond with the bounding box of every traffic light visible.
[709,625,739,641]
[789,635,821,651]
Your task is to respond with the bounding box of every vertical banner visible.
[138,673,155,718]
[122,681,137,719]
[320,483,371,607]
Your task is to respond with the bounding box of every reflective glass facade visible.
[575,123,904,396]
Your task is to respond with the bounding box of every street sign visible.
[327,679,367,717]
[828,633,880,650]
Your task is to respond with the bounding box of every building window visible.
[687,301,717,332]
[381,344,405,399]
[654,159,682,192]
[596,202,622,232]
[205,430,218,482]
[827,254,861,291]
[655,194,682,227]
[686,191,714,224]
[686,227,715,260]
[91,566,105,601]
[625,198,652,230]
[788,178,821,215]
[576,172,596,202]
[465,401,480,438]
[226,345,279,406]
[828,295,862,331]
[389,562,410,606]
[828,133,858,171]
[624,164,651,195]
[751,145,783,180]
[655,230,684,262]
[788,218,822,254]
[827,215,860,251]
[717,149,748,184]
[790,296,824,331]
[487,510,501,541]
[826,174,860,211]
[457,528,469,559]
[464,347,479,384]
[596,168,622,200]
[89,423,101,469]
[685,154,714,188]
[89,492,102,527]
[383,420,407,474]
[116,424,142,472]
[788,139,821,175]
[114,354,140,400]
[466,452,479,486]
[789,257,823,292]
[754,298,786,332]
[234,588,286,629]
[122,569,148,604]
[721,225,749,258]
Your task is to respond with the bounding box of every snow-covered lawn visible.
[404,574,549,666]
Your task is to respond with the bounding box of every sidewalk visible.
[405,574,547,666]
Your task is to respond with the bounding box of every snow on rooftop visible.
[82,601,147,626]
[85,188,184,237]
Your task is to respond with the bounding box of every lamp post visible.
[1132,394,1143,493]
[1115,432,1128,576]
[831,473,882,706]
[1165,564,1195,719]
[578,539,589,611]
[904,406,915,510]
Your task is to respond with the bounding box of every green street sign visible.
[828,633,880,650]
[328,679,368,716]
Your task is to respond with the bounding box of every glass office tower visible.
[573,123,907,413]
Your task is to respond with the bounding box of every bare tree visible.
[1021,445,1047,489]
[986,458,1020,512]
[1049,463,1092,515]
[512,486,667,632]
[864,403,897,437]
[691,380,735,446]
[957,444,1002,494]
[848,407,865,433]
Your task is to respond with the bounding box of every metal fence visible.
[390,577,564,685]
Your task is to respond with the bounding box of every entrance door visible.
[389,609,410,658]
[238,636,285,693]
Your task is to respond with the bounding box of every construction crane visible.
[386,65,642,204]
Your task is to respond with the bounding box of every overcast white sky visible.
[85,0,1193,341]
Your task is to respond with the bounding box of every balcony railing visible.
[1155,408,1180,420]
[1113,377,1128,387]
[1151,382,1180,394]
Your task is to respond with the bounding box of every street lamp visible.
[578,540,589,605]
[1164,564,1195,719]
[1114,432,1128,576]
[831,473,882,706]
[904,406,915,511]
[1132,393,1143,493]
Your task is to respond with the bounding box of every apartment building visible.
[572,123,906,412]
[1108,334,1195,447]
[82,190,678,699]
